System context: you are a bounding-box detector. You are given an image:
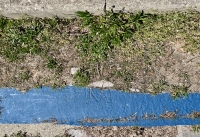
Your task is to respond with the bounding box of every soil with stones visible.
[4,125,178,137]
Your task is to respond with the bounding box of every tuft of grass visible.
[192,125,200,133]
[171,84,190,99]
[47,58,58,69]
[152,79,168,94]
[73,69,90,87]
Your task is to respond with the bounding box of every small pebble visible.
[70,68,80,75]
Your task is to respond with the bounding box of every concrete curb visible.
[0,0,200,18]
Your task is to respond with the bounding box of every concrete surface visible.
[0,0,200,18]
[0,124,74,137]
[177,126,200,137]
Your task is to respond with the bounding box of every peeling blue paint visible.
[0,86,200,126]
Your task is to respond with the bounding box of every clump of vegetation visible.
[152,78,168,94]
[73,69,90,87]
[74,9,200,97]
[0,9,200,96]
[192,125,200,133]
[0,15,69,62]
[76,10,149,62]
[171,85,190,99]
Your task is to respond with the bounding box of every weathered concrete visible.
[177,126,200,137]
[0,0,200,18]
[0,124,74,137]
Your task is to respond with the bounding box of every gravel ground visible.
[0,124,179,137]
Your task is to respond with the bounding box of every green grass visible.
[192,125,200,133]
[152,78,168,94]
[74,9,200,97]
[76,10,150,62]
[0,15,69,62]
[73,69,90,87]
[0,10,200,96]
[171,85,190,99]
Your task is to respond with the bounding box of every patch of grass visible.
[1,9,200,92]
[76,10,150,62]
[152,77,168,94]
[73,69,90,87]
[75,10,200,90]
[192,125,200,133]
[47,58,58,69]
[171,84,190,99]
[0,17,43,61]
[0,15,70,64]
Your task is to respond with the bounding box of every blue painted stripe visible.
[0,86,200,126]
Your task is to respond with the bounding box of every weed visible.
[171,84,190,99]
[73,69,90,87]
[192,125,200,133]
[152,78,168,94]
[47,58,58,69]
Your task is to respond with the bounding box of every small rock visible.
[71,68,80,75]
[129,88,140,92]
[88,80,114,88]
[67,129,87,137]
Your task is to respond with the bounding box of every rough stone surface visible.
[0,124,178,137]
[88,80,114,88]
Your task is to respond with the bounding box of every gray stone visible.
[129,88,140,92]
[88,80,114,88]
[70,68,80,75]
